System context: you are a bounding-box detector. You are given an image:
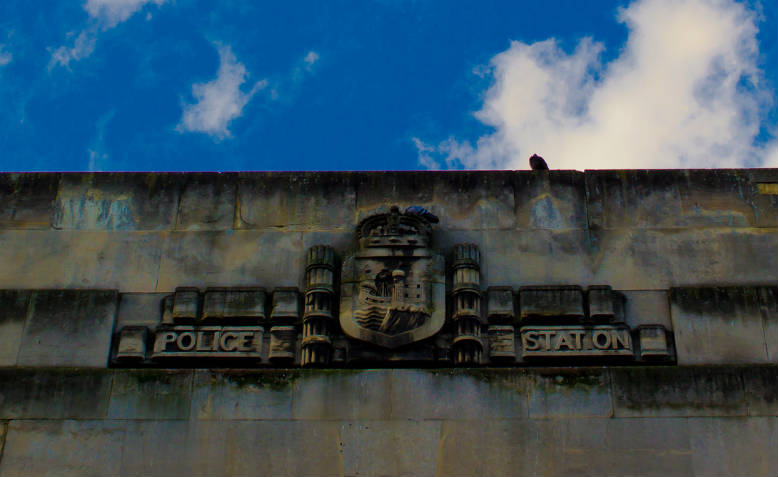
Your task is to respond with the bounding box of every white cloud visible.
[49,30,97,69]
[49,0,167,68]
[303,51,319,69]
[85,0,167,28]
[0,44,11,66]
[177,44,266,139]
[416,0,776,170]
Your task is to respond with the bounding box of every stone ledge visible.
[0,417,775,477]
[0,366,774,421]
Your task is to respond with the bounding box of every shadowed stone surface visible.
[528,368,612,418]
[176,173,237,231]
[191,370,293,420]
[0,420,125,476]
[17,290,118,367]
[237,173,356,231]
[670,287,773,365]
[340,420,440,476]
[53,173,180,231]
[0,291,29,366]
[612,367,747,417]
[0,369,112,419]
[291,370,393,420]
[689,417,778,476]
[108,370,192,420]
[0,174,59,230]
[388,369,528,420]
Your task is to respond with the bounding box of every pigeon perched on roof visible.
[529,154,548,170]
[404,206,439,223]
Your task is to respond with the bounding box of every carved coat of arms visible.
[339,206,445,348]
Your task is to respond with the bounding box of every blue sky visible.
[0,0,775,171]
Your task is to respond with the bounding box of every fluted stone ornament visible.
[302,245,337,366]
[451,243,484,365]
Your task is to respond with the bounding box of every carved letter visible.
[570,330,585,350]
[237,332,253,352]
[196,331,211,351]
[523,332,540,351]
[154,331,177,353]
[555,332,574,350]
[611,329,631,350]
[540,331,555,351]
[220,332,240,351]
[176,332,196,351]
[592,330,611,350]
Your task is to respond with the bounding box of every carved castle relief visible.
[112,206,674,367]
[339,206,446,348]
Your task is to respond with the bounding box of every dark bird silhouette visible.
[529,154,548,170]
[404,206,439,223]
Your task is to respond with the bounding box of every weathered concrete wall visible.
[0,170,776,476]
[0,367,775,476]
[0,170,775,292]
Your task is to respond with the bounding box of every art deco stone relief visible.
[339,206,446,348]
[111,206,674,367]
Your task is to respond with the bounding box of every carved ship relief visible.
[339,206,446,348]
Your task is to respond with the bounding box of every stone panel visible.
[612,367,747,417]
[670,287,769,365]
[689,417,778,476]
[237,173,356,231]
[431,172,515,230]
[0,290,29,366]
[116,292,168,328]
[759,287,778,362]
[436,419,559,476]
[483,229,593,287]
[0,230,164,291]
[0,420,125,476]
[181,420,230,476]
[53,173,180,231]
[213,420,342,476]
[388,369,528,420]
[679,170,778,229]
[190,370,293,420]
[743,366,778,416]
[291,370,392,420]
[591,229,778,290]
[621,290,672,329]
[340,420,440,477]
[527,368,612,418]
[17,290,118,367]
[514,170,587,230]
[124,420,341,477]
[0,173,59,229]
[108,370,192,419]
[585,170,686,230]
[119,420,191,477]
[355,172,433,223]
[553,418,693,476]
[176,173,237,231]
[0,369,112,419]
[156,230,303,291]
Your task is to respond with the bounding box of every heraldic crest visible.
[339,206,445,348]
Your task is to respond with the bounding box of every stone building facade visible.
[0,169,776,475]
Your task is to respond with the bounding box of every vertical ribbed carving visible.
[451,244,483,365]
[301,245,336,366]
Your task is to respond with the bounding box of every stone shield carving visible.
[340,206,445,348]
